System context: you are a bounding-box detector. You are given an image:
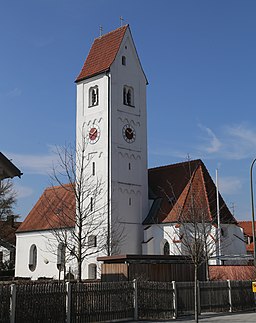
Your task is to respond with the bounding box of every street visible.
[128,311,256,322]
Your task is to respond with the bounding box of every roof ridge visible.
[94,24,128,41]
[238,220,251,223]
[149,159,202,171]
[44,183,73,191]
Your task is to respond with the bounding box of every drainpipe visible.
[107,72,111,256]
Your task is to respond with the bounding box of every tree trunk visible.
[78,224,82,282]
[194,264,198,323]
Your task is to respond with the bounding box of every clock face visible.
[87,125,100,144]
[122,124,136,143]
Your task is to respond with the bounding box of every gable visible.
[144,159,237,225]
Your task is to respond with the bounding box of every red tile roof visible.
[76,25,128,82]
[239,221,254,237]
[17,184,75,233]
[246,242,254,253]
[144,159,237,225]
[209,265,256,281]
[19,160,237,232]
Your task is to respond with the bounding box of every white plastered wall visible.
[15,229,74,280]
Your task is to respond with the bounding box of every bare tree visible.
[40,142,109,281]
[0,179,17,221]
[153,160,239,323]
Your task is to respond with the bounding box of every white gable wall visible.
[15,230,74,280]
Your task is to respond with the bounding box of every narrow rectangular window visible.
[129,197,132,206]
[90,197,93,212]
[92,162,95,176]
[128,162,131,170]
[88,235,97,248]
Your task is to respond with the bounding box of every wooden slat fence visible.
[0,283,11,323]
[0,279,255,322]
[200,280,230,313]
[230,280,255,311]
[176,281,194,315]
[15,282,66,323]
[137,281,175,320]
[70,281,134,322]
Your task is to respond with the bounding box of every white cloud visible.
[5,149,59,175]
[15,184,34,199]
[34,36,55,48]
[218,176,242,195]
[0,88,22,98]
[198,124,222,153]
[6,88,22,97]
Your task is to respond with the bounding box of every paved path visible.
[128,311,256,322]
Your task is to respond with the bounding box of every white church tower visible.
[75,25,148,278]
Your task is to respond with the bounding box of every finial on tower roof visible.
[120,16,124,27]
[99,25,103,37]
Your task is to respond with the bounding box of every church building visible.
[15,25,246,280]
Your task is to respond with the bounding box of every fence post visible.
[197,280,201,315]
[133,279,138,321]
[66,282,71,323]
[227,280,233,312]
[10,284,16,323]
[172,280,178,319]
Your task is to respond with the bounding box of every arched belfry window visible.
[163,241,170,255]
[89,86,99,107]
[123,86,134,107]
[57,242,65,270]
[29,244,37,271]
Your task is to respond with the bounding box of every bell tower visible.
[76,25,148,278]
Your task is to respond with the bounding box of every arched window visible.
[29,244,37,271]
[57,243,65,270]
[163,241,170,255]
[123,86,134,106]
[88,263,97,279]
[89,86,99,107]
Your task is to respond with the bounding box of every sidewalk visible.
[128,311,256,322]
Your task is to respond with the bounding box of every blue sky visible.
[1,0,256,221]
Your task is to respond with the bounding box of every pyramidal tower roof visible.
[76,25,129,82]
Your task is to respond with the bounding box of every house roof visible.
[17,184,75,233]
[0,220,21,247]
[18,160,237,233]
[239,221,254,237]
[76,25,128,82]
[144,159,237,225]
[238,221,255,253]
[0,152,22,180]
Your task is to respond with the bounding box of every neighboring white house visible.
[15,25,246,280]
